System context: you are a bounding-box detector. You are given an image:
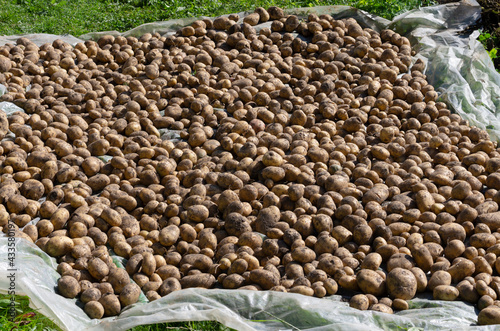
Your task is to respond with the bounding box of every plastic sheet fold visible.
[2,1,500,330]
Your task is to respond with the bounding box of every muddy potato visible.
[444,240,466,260]
[223,274,246,289]
[46,236,74,257]
[249,269,279,290]
[108,268,130,293]
[411,244,433,272]
[180,273,216,289]
[448,259,475,283]
[427,270,452,291]
[20,179,45,200]
[99,293,121,317]
[410,267,428,293]
[433,285,459,301]
[360,252,382,270]
[51,208,70,230]
[141,252,156,276]
[289,285,314,296]
[180,253,213,272]
[386,268,417,300]
[349,294,370,310]
[6,194,28,214]
[57,275,81,299]
[81,287,102,304]
[84,301,105,319]
[456,280,480,303]
[71,244,91,259]
[237,232,263,249]
[159,277,182,296]
[371,303,393,314]
[159,225,180,246]
[119,283,141,306]
[392,298,409,311]
[291,246,316,263]
[357,269,386,296]
[187,204,210,222]
[87,257,110,280]
[478,306,500,325]
[101,207,122,227]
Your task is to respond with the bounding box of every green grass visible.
[0,0,426,37]
[0,293,60,331]
[128,321,234,331]
[0,293,234,331]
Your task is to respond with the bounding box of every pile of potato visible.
[2,5,500,324]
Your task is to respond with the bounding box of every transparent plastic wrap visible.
[2,1,500,330]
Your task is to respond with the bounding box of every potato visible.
[81,288,102,304]
[408,267,427,293]
[187,204,210,223]
[356,269,386,296]
[99,293,121,317]
[108,268,130,293]
[159,225,180,247]
[119,283,141,306]
[255,206,280,234]
[444,239,466,260]
[88,257,110,280]
[249,269,279,290]
[180,273,216,289]
[478,306,500,325]
[20,179,45,200]
[456,280,480,303]
[386,268,417,300]
[224,213,252,236]
[392,298,409,311]
[387,253,415,272]
[433,285,459,301]
[427,270,452,291]
[289,285,314,296]
[159,277,182,296]
[57,275,81,298]
[46,236,74,257]
[94,282,114,296]
[84,301,105,319]
[370,303,393,314]
[141,252,156,276]
[223,274,246,289]
[51,208,70,230]
[338,275,359,291]
[100,207,122,227]
[6,194,28,214]
[291,247,316,264]
[448,259,475,283]
[349,294,370,310]
[360,252,382,270]
[237,232,263,249]
[410,243,433,272]
[180,254,213,272]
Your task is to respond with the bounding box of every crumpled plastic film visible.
[0,101,25,117]
[2,1,500,330]
[388,0,500,141]
[0,33,83,47]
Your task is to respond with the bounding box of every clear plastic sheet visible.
[2,1,500,330]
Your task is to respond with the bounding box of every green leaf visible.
[489,48,498,60]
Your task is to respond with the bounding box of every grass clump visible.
[0,0,428,37]
[0,293,60,331]
[0,293,232,331]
